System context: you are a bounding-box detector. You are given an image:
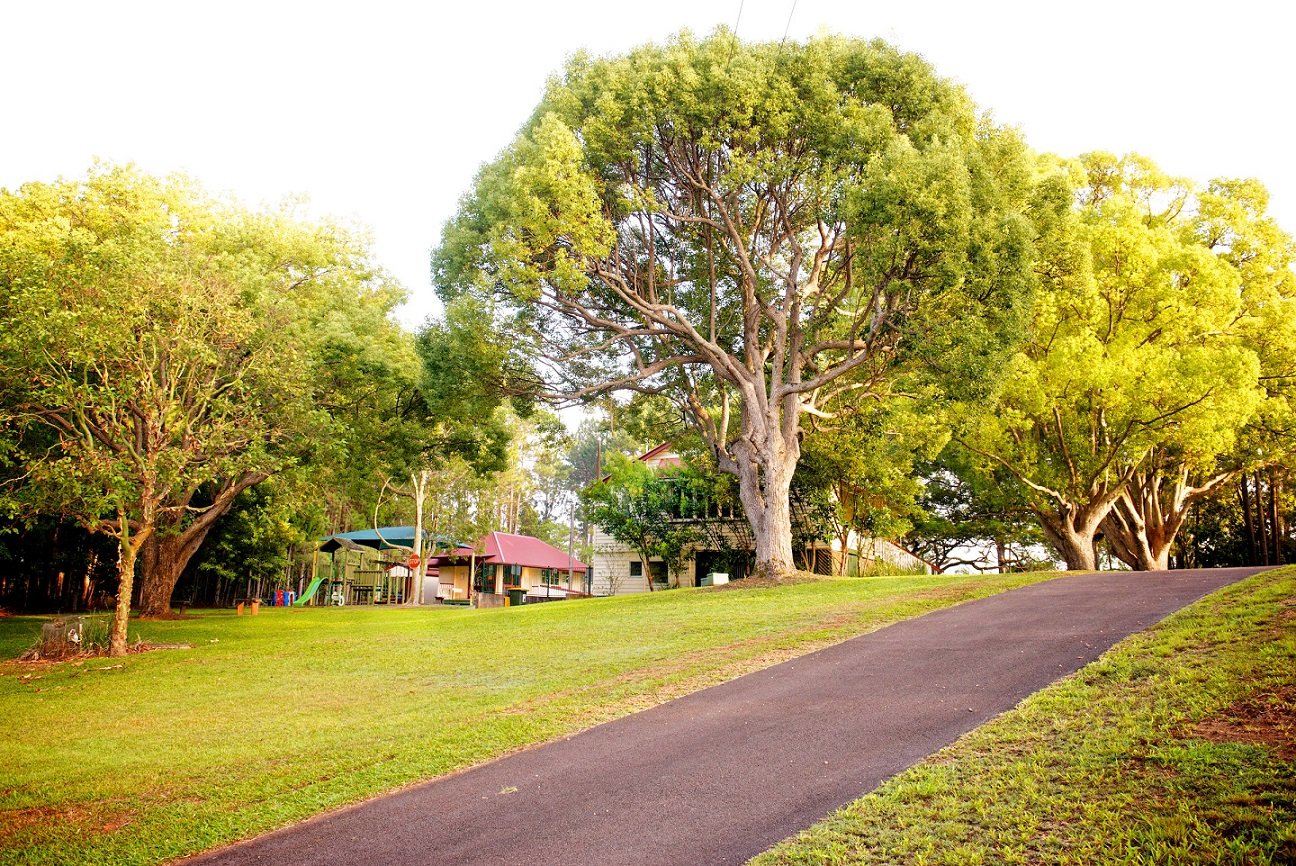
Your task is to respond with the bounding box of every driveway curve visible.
[182,566,1268,866]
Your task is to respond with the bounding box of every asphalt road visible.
[182,566,1267,866]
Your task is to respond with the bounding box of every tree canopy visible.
[435,30,1036,578]
[956,153,1295,569]
[0,165,410,649]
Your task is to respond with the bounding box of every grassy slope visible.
[752,567,1296,866]
[0,570,1055,866]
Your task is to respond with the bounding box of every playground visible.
[300,527,457,608]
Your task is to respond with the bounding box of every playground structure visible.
[309,527,457,606]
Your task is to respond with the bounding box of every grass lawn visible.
[0,569,1059,866]
[751,566,1296,866]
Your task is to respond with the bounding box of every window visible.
[630,560,668,585]
[474,563,496,593]
[502,563,522,585]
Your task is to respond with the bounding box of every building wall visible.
[589,527,701,595]
[435,562,589,599]
[589,525,929,595]
[437,564,472,599]
[863,537,931,572]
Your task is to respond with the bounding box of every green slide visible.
[294,577,325,606]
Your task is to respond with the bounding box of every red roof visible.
[637,441,685,470]
[600,441,686,483]
[430,531,587,573]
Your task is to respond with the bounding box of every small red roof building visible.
[430,531,587,573]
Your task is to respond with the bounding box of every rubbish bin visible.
[507,589,526,607]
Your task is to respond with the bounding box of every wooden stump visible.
[34,617,86,659]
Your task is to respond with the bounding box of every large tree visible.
[0,166,407,648]
[435,31,1035,578]
[958,154,1282,570]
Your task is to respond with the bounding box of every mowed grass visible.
[0,570,1057,866]
[751,566,1296,866]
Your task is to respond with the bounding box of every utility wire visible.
[781,0,799,43]
[734,0,744,36]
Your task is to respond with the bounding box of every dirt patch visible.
[1189,685,1296,760]
[0,804,89,843]
[15,641,193,665]
[0,802,140,843]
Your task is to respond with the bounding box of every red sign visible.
[406,554,421,569]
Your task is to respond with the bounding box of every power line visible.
[781,0,799,43]
[734,0,744,35]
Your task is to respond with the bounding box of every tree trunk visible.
[1255,472,1271,565]
[1035,505,1106,571]
[1100,464,1233,572]
[751,479,795,579]
[1268,468,1281,565]
[1239,477,1258,564]
[137,472,269,616]
[1102,496,1170,570]
[110,538,136,657]
[410,470,428,606]
[1276,475,1287,564]
[110,507,153,658]
[724,403,799,581]
[137,521,214,616]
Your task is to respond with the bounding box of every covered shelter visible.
[314,526,459,605]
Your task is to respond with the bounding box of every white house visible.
[588,444,933,595]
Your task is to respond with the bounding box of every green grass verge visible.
[0,570,1058,866]
[0,617,46,661]
[751,566,1296,866]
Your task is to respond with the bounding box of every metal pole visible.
[566,501,575,591]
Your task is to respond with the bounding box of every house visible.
[589,444,932,595]
[429,531,588,606]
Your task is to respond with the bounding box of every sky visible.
[3,0,1294,328]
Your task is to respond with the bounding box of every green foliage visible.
[414,294,519,475]
[797,400,949,548]
[436,32,1034,399]
[904,443,1045,572]
[581,453,705,584]
[0,164,417,623]
[956,153,1296,566]
[564,416,639,491]
[194,486,308,588]
[434,30,1038,574]
[1180,470,1295,567]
